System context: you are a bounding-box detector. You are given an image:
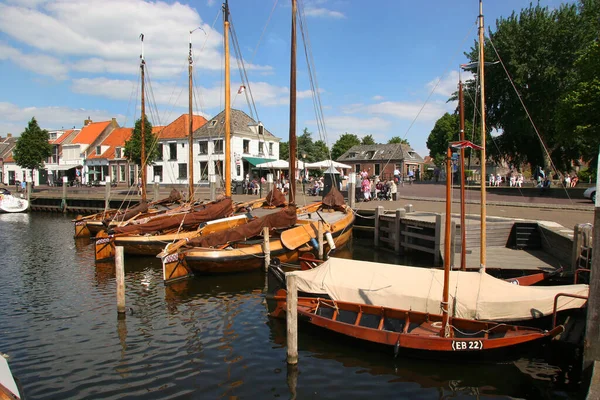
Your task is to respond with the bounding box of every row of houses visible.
[0,109,281,187]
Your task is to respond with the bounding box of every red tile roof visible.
[156,114,207,140]
[71,121,112,144]
[52,129,78,145]
[87,127,132,160]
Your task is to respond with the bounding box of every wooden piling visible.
[61,176,68,213]
[115,246,126,315]
[348,174,356,209]
[153,182,160,201]
[209,175,216,201]
[374,206,383,246]
[394,208,404,253]
[263,226,271,272]
[286,274,298,365]
[104,177,111,210]
[583,198,600,372]
[318,221,324,260]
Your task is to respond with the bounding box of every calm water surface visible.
[0,213,582,399]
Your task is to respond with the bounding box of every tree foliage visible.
[427,113,476,166]
[388,136,410,145]
[124,116,159,166]
[279,128,330,163]
[361,135,376,145]
[13,117,52,177]
[331,133,361,160]
[457,1,598,172]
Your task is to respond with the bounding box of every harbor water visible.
[0,212,583,399]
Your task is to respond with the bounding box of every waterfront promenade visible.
[7,181,595,228]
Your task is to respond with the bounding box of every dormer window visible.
[348,152,357,159]
[258,124,264,135]
[408,151,415,158]
[366,151,375,159]
[210,120,217,128]
[115,147,122,158]
[96,145,101,155]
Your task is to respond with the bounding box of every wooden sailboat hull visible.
[166,210,354,277]
[268,294,563,355]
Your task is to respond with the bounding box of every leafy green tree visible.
[13,117,52,181]
[124,116,159,166]
[331,133,361,160]
[313,140,330,161]
[459,1,592,170]
[388,136,410,145]
[279,141,289,160]
[361,134,376,145]
[557,40,600,171]
[426,113,460,166]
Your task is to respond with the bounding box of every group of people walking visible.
[360,175,398,202]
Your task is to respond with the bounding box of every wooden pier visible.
[356,205,590,275]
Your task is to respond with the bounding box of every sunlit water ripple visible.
[0,212,581,399]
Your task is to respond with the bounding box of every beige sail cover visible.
[288,257,588,321]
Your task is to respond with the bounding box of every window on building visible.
[243,140,250,154]
[198,141,208,154]
[199,161,208,180]
[258,124,264,135]
[210,120,217,127]
[366,151,375,159]
[115,147,122,158]
[355,164,360,174]
[407,151,415,158]
[153,166,163,182]
[258,142,264,155]
[214,160,223,178]
[156,144,163,161]
[111,165,117,181]
[374,164,380,175]
[96,145,101,155]
[213,139,223,154]
[236,165,241,176]
[119,165,126,182]
[178,163,187,179]
[169,143,177,160]
[348,152,356,159]
[269,143,274,156]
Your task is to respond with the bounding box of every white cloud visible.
[0,43,68,80]
[372,95,384,101]
[0,1,273,79]
[427,70,474,98]
[0,102,125,134]
[342,101,451,122]
[207,0,216,6]
[303,7,345,19]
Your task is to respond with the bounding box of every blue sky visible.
[0,0,570,158]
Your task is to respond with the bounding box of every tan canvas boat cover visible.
[265,189,286,207]
[112,198,233,235]
[288,257,588,321]
[322,186,345,208]
[188,205,297,248]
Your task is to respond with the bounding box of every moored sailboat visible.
[159,0,354,282]
[266,0,588,357]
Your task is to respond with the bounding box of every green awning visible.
[243,156,277,167]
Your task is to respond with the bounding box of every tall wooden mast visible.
[441,146,453,336]
[140,34,147,203]
[288,0,297,205]
[459,79,466,271]
[188,31,195,202]
[223,0,232,197]
[478,0,487,272]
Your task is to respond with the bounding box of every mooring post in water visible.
[348,173,355,209]
[263,226,271,272]
[267,173,274,194]
[318,221,324,260]
[61,176,68,213]
[153,179,160,201]
[395,208,404,253]
[105,176,111,210]
[583,149,600,376]
[115,246,126,315]
[286,274,298,365]
[209,174,216,202]
[374,206,383,247]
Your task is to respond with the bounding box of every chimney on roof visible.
[111,117,118,127]
[7,133,12,138]
[84,117,92,126]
